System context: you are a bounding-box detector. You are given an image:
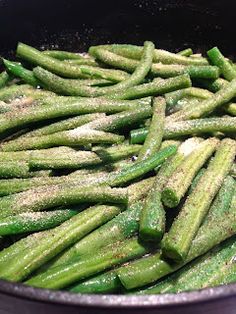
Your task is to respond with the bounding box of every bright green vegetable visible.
[139,138,202,241]
[0,210,78,235]
[69,270,120,294]
[42,50,93,61]
[79,65,130,82]
[207,47,236,81]
[177,48,193,57]
[107,145,177,187]
[0,185,127,220]
[137,97,165,161]
[3,59,39,87]
[117,182,236,291]
[165,87,213,107]
[90,44,209,65]
[112,74,192,100]
[130,117,236,144]
[161,138,235,262]
[43,201,143,269]
[0,71,10,88]
[1,128,124,151]
[33,41,154,97]
[25,237,148,289]
[162,138,219,208]
[168,78,236,121]
[0,97,147,136]
[0,204,124,281]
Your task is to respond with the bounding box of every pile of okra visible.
[0,41,235,294]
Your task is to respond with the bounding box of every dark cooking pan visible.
[0,0,235,313]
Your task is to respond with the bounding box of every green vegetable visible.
[0,71,10,88]
[1,128,124,151]
[0,204,124,281]
[33,41,154,97]
[25,237,148,289]
[177,48,193,57]
[137,97,165,161]
[0,210,78,235]
[0,97,147,136]
[168,78,236,121]
[79,65,130,82]
[207,47,236,81]
[161,138,235,262]
[42,201,143,269]
[3,59,39,87]
[139,137,202,241]
[90,44,209,65]
[0,185,128,219]
[162,138,219,208]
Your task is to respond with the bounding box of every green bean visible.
[203,175,235,224]
[63,59,99,67]
[34,41,154,97]
[128,176,155,204]
[167,78,236,121]
[16,43,89,78]
[0,161,31,178]
[162,138,219,208]
[0,185,127,220]
[3,59,39,87]
[2,128,124,151]
[139,138,202,241]
[231,163,236,177]
[177,48,193,57]
[30,144,141,170]
[139,177,236,294]
[44,201,143,269]
[161,138,235,262]
[80,65,130,82]
[0,204,123,281]
[165,87,213,107]
[69,270,120,294]
[23,113,106,137]
[0,209,78,235]
[197,78,228,93]
[130,117,236,144]
[90,44,209,65]
[107,145,177,187]
[0,84,34,101]
[188,168,206,193]
[225,103,236,116]
[89,47,213,79]
[169,236,236,293]
[137,97,165,161]
[0,71,10,88]
[207,47,236,81]
[0,98,144,136]
[42,50,93,61]
[85,106,152,133]
[25,237,148,289]
[112,74,192,100]
[0,171,108,196]
[121,181,236,291]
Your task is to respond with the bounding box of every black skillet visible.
[0,0,235,313]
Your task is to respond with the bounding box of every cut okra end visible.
[161,188,179,208]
